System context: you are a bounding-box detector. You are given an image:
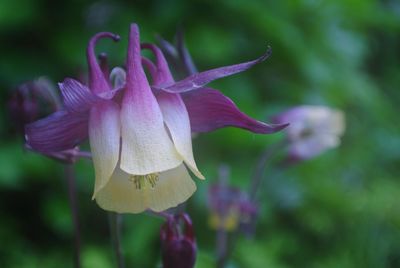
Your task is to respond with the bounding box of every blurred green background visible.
[1,0,400,267]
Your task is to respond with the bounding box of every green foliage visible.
[1,0,400,267]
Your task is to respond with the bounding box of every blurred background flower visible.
[274,105,345,161]
[1,0,400,267]
[7,77,60,133]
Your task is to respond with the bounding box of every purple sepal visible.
[59,78,100,113]
[182,88,288,134]
[152,47,272,93]
[25,110,88,153]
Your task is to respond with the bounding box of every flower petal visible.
[141,44,203,179]
[59,78,99,113]
[290,134,340,160]
[120,24,182,175]
[141,43,174,84]
[152,47,272,93]
[157,92,204,180]
[95,164,196,213]
[109,67,126,89]
[89,101,120,198]
[182,88,289,134]
[25,110,88,153]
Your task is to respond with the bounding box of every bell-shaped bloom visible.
[273,105,345,160]
[160,213,196,268]
[95,25,198,213]
[25,23,288,214]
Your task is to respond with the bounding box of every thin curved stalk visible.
[109,212,125,268]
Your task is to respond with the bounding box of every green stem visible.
[109,212,125,268]
[248,139,287,201]
[219,140,287,266]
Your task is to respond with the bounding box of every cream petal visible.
[109,67,126,89]
[89,101,121,198]
[120,92,183,174]
[120,24,182,175]
[95,164,196,213]
[157,92,204,180]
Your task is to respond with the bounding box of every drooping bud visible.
[160,213,196,268]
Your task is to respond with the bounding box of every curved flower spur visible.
[25,23,288,213]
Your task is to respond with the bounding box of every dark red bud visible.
[160,213,196,268]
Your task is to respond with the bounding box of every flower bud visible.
[160,213,196,268]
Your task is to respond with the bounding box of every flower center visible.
[299,127,314,139]
[129,173,160,190]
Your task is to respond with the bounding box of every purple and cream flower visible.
[273,105,345,160]
[25,23,287,213]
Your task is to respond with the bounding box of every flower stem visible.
[216,227,228,268]
[248,139,286,201]
[215,165,230,268]
[64,164,81,268]
[218,140,287,267]
[109,212,125,268]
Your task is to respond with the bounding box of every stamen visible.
[129,173,160,190]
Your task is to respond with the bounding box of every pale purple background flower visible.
[274,105,345,160]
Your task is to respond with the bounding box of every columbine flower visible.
[94,25,202,213]
[273,105,345,161]
[160,213,196,268]
[25,23,287,214]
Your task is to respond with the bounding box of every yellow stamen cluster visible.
[129,173,160,190]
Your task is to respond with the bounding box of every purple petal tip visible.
[182,88,289,134]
